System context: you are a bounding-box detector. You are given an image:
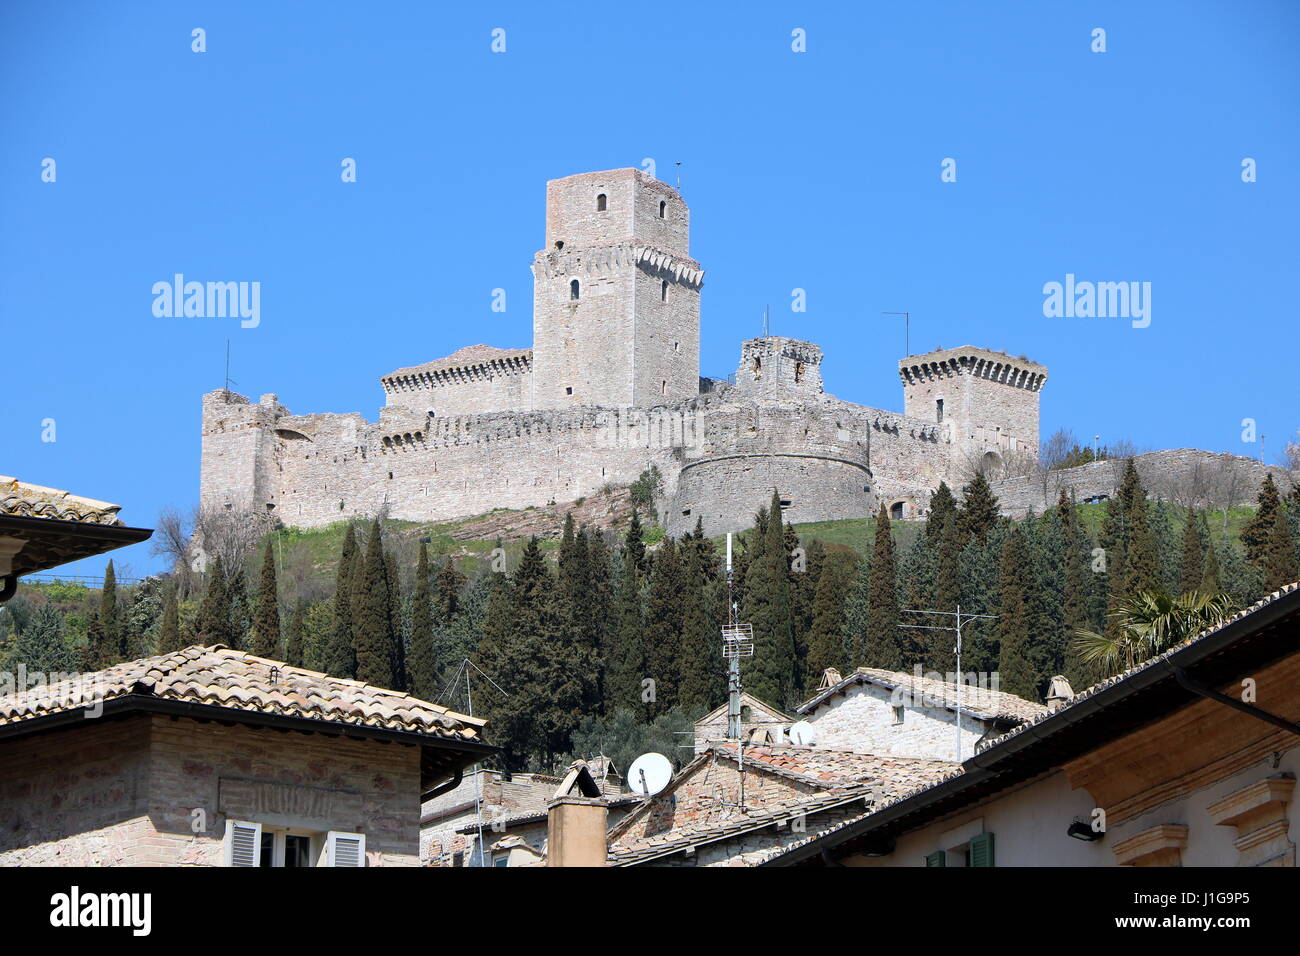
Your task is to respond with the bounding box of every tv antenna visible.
[721,531,756,808]
[762,304,770,338]
[897,604,996,762]
[675,161,682,191]
[224,339,239,396]
[437,658,510,867]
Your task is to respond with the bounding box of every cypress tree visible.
[607,547,645,715]
[408,542,437,700]
[324,526,358,678]
[1031,509,1068,688]
[434,556,465,620]
[865,503,903,671]
[624,510,647,572]
[1242,474,1281,569]
[250,541,280,658]
[196,556,233,648]
[841,549,872,667]
[158,582,182,654]
[1264,503,1299,591]
[1122,473,1159,599]
[927,482,958,542]
[995,526,1036,700]
[646,537,685,712]
[556,518,600,718]
[677,542,719,716]
[1150,500,1181,596]
[384,548,407,692]
[1180,509,1204,595]
[284,598,306,668]
[100,561,123,663]
[1199,514,1221,595]
[225,564,250,652]
[960,472,1001,544]
[805,550,860,686]
[353,520,395,688]
[587,530,616,713]
[744,490,798,706]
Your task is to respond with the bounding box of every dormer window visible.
[596,193,607,212]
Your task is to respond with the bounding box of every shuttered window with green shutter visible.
[969,832,995,867]
[925,850,946,867]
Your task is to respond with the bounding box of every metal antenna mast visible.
[721,532,755,808]
[897,604,996,762]
[224,339,239,396]
[437,658,510,867]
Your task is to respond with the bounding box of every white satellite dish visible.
[788,721,817,747]
[627,752,673,796]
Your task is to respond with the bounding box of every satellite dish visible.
[627,752,673,797]
[788,721,817,747]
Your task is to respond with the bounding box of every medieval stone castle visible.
[199,168,1278,536]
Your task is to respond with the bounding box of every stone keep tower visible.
[899,346,1048,472]
[530,169,705,410]
[734,336,824,398]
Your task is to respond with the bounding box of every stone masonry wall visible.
[804,682,989,761]
[0,714,425,866]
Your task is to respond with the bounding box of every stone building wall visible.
[803,682,990,761]
[0,714,424,866]
[380,347,533,418]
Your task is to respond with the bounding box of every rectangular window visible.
[224,820,363,867]
[936,398,944,422]
[892,705,904,724]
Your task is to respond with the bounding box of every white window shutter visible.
[224,820,262,867]
[324,831,366,867]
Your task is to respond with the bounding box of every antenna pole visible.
[897,605,996,762]
[882,312,910,358]
[725,533,740,740]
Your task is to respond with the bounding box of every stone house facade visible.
[796,667,1046,762]
[0,645,491,866]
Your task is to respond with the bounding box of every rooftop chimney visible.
[1045,675,1075,713]
[546,761,608,867]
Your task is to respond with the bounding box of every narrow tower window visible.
[795,361,804,383]
[570,279,580,300]
[936,398,944,422]
[660,279,668,302]
[596,193,607,211]
[659,200,666,218]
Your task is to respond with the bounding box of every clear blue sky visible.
[2,0,1297,580]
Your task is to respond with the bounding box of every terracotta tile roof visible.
[385,345,532,380]
[606,743,954,865]
[796,666,1047,723]
[0,644,485,742]
[0,476,125,526]
[758,582,1300,865]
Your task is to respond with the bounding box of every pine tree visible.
[323,525,358,678]
[1180,509,1204,595]
[624,510,647,572]
[927,482,958,542]
[284,598,306,668]
[744,491,798,706]
[408,542,437,700]
[960,472,1001,544]
[250,541,280,658]
[996,526,1036,700]
[14,603,78,673]
[353,520,395,688]
[865,503,903,670]
[158,582,182,654]
[1150,499,1181,597]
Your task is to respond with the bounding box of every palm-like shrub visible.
[1072,590,1236,676]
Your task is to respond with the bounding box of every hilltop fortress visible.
[200,168,1281,535]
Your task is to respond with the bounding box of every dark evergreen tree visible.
[1242,474,1282,569]
[960,472,1001,544]
[677,542,720,716]
[353,520,396,688]
[865,503,903,670]
[408,542,437,700]
[805,550,860,686]
[158,582,182,654]
[195,556,234,649]
[606,547,645,715]
[284,598,306,668]
[1180,509,1204,595]
[250,541,280,658]
[645,536,685,712]
[744,491,799,706]
[1198,513,1221,595]
[995,526,1036,700]
[624,510,647,572]
[323,525,358,678]
[14,603,78,673]
[1264,501,1299,591]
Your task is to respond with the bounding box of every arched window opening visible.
[554,240,564,251]
[570,279,580,300]
[659,200,666,218]
[890,501,905,520]
[596,193,607,212]
[660,279,668,302]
